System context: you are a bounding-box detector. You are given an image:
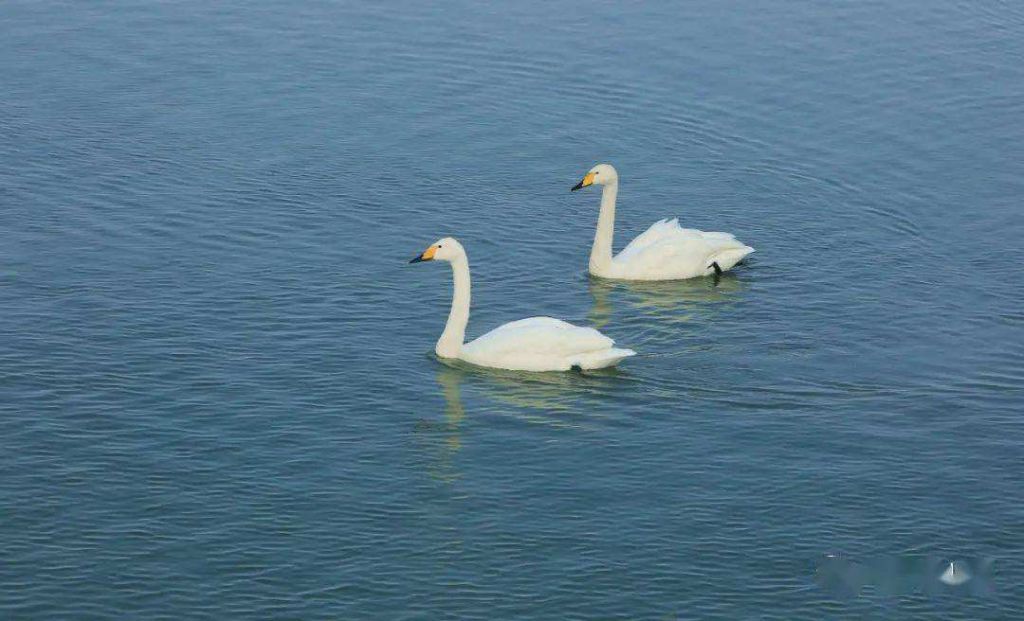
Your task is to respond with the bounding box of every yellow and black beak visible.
[571,172,596,192]
[409,245,438,263]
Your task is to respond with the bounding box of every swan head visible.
[409,237,464,264]
[571,163,618,191]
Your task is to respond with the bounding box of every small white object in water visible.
[939,560,971,586]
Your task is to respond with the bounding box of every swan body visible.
[410,238,635,372]
[571,164,754,280]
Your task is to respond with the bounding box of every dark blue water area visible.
[1,1,1022,618]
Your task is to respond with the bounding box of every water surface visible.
[2,0,1023,618]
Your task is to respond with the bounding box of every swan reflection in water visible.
[440,358,628,418]
[414,365,467,484]
[416,274,749,482]
[587,273,748,329]
[415,359,633,482]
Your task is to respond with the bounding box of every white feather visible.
[613,218,754,280]
[575,165,754,281]
[412,238,636,372]
[462,316,634,371]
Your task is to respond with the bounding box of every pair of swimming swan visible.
[409,164,755,372]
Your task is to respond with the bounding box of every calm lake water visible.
[2,0,1023,618]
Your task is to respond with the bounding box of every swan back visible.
[613,218,754,280]
[461,316,633,371]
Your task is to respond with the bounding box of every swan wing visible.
[464,316,614,359]
[617,218,742,259]
[616,218,688,262]
[484,316,580,333]
[458,316,636,371]
[613,220,753,279]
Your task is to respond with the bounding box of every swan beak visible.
[571,172,595,192]
[409,245,437,263]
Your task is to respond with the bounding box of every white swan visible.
[571,164,754,280]
[409,237,636,372]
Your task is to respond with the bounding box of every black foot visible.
[711,262,722,286]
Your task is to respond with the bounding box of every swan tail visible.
[572,348,636,370]
[708,245,754,272]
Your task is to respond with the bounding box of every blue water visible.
[2,1,1023,618]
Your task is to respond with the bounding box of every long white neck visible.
[436,255,470,358]
[589,181,618,275]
